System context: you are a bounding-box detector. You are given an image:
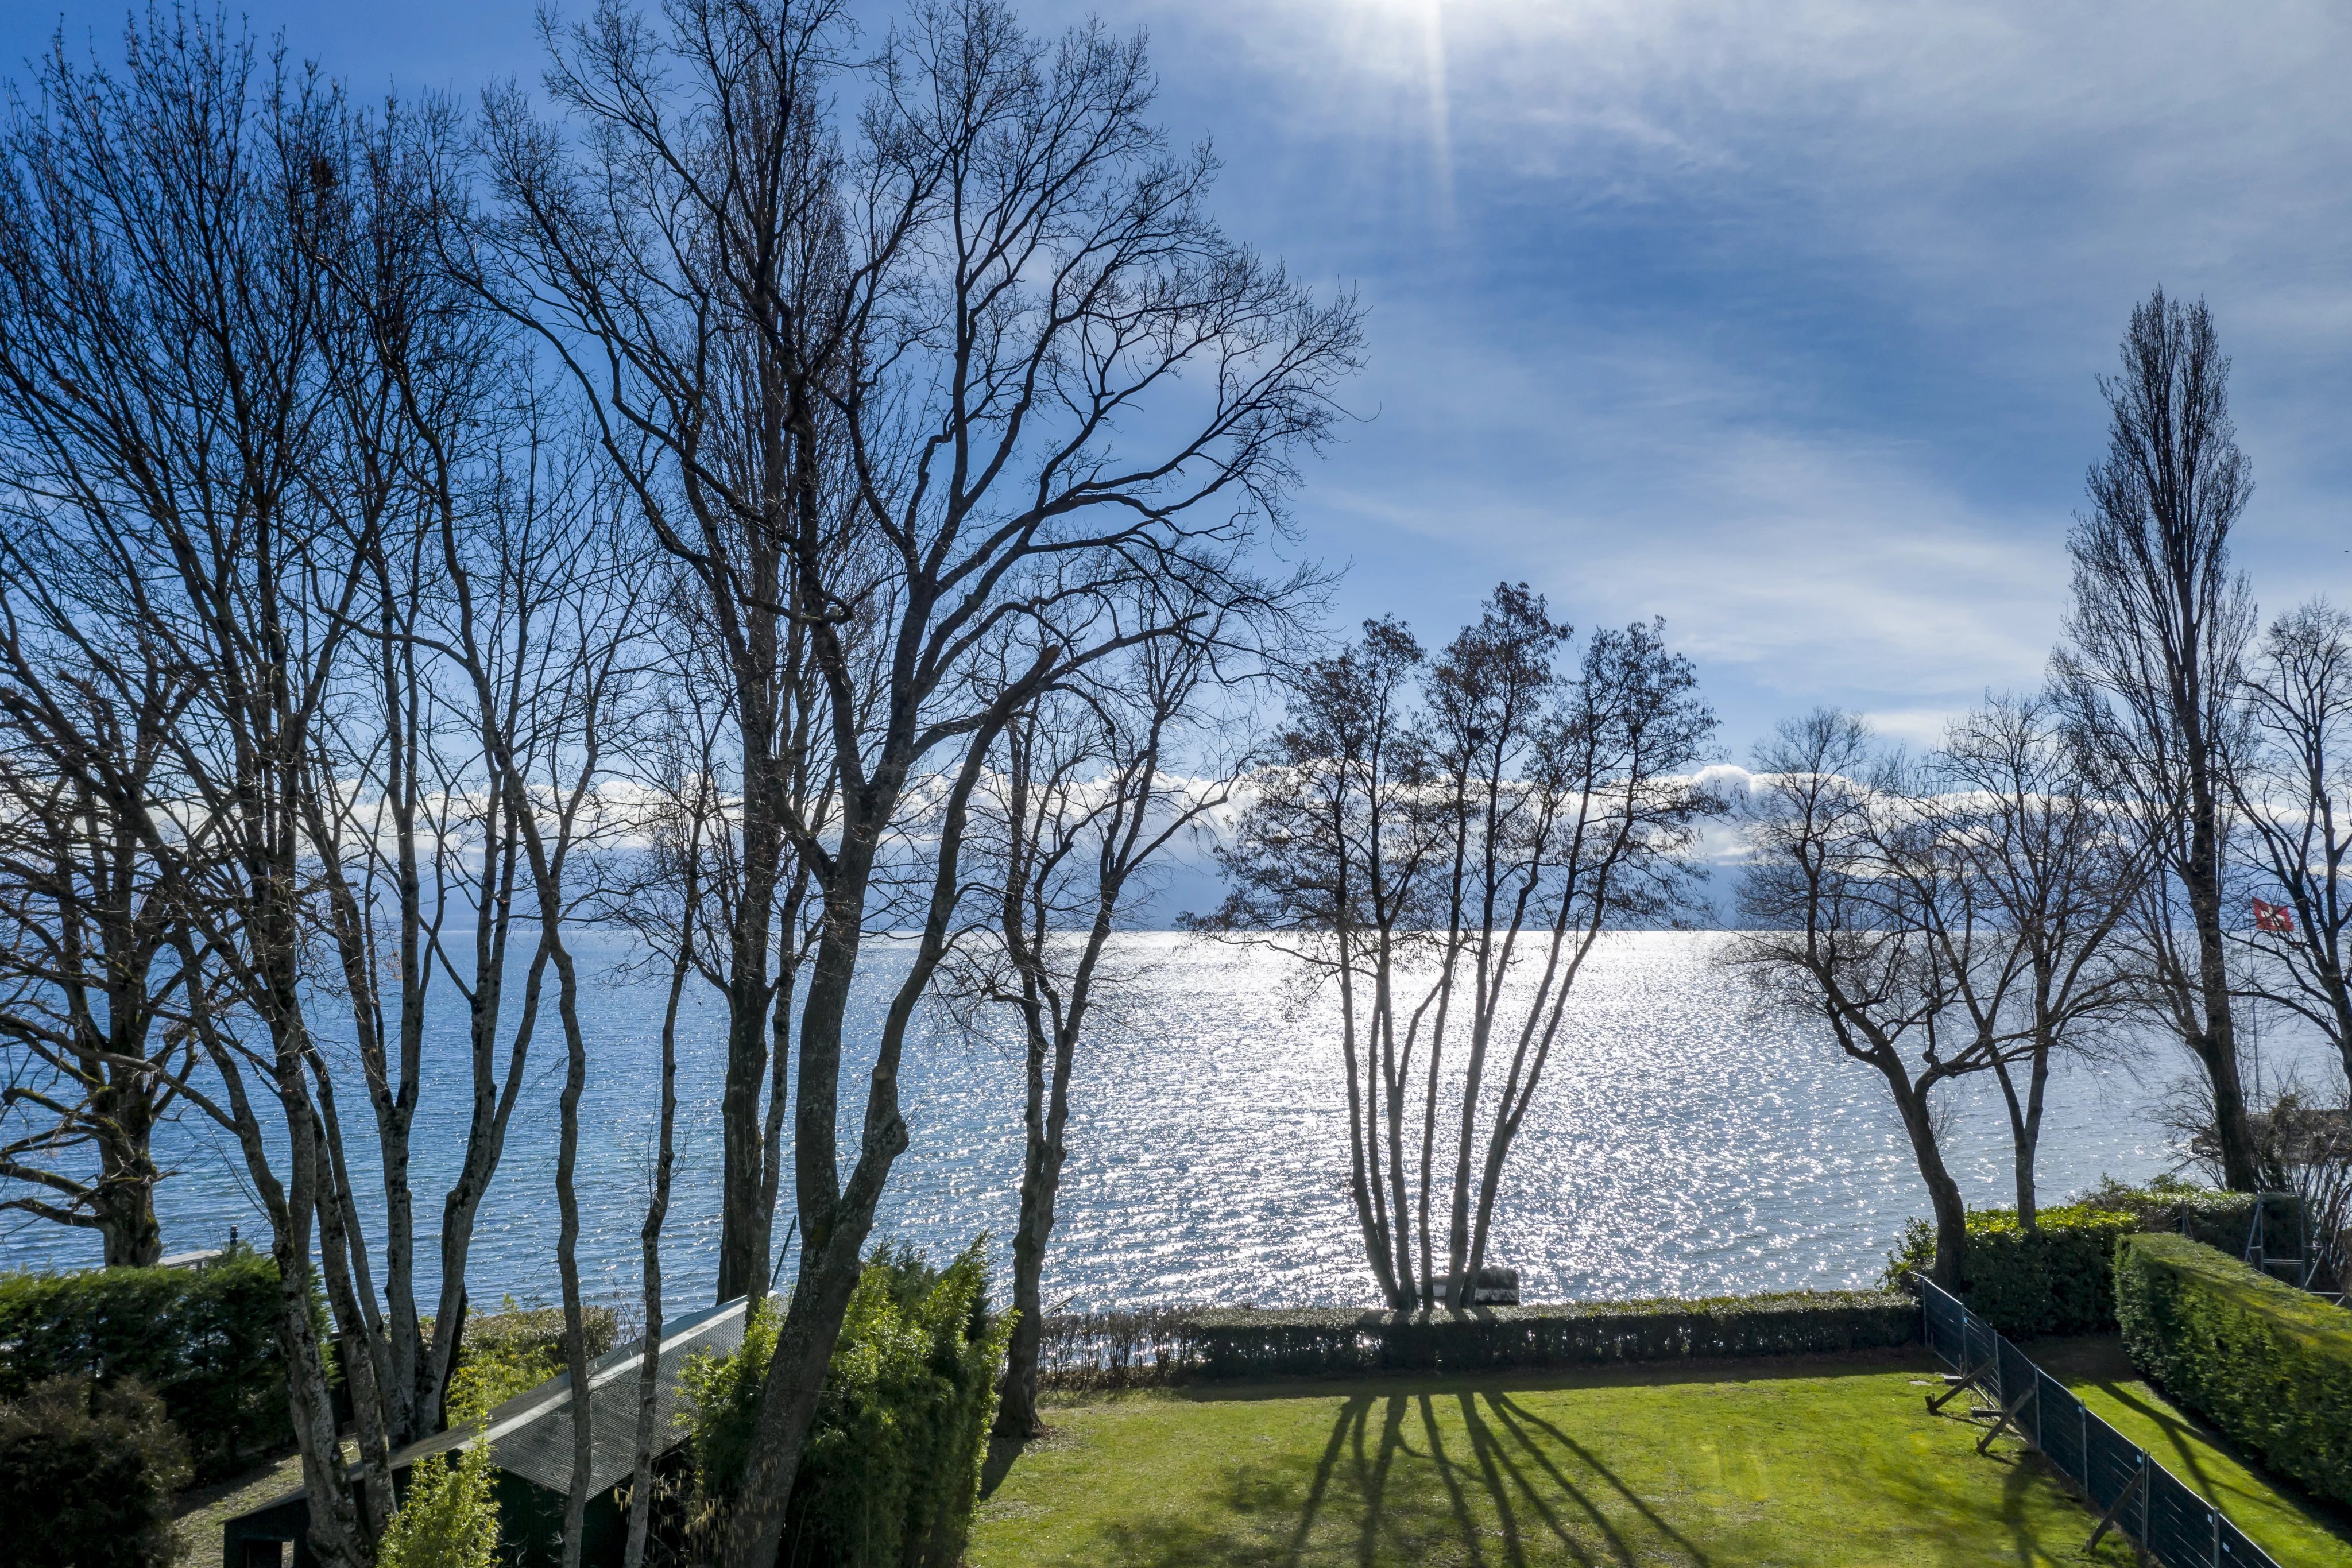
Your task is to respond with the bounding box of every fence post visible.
[2087,1454,2146,1552]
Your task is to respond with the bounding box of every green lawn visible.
[971,1351,2144,1567]
[2033,1334,2352,1568]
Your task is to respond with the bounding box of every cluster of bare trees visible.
[1734,290,2352,1287]
[1197,586,1722,1310]
[0,5,1357,1566]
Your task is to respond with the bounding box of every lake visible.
[0,931,2316,1310]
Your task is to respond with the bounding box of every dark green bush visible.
[2115,1231,2352,1506]
[1178,1290,1916,1379]
[0,1375,189,1568]
[1882,1204,2139,1337]
[0,1246,284,1479]
[683,1240,1013,1568]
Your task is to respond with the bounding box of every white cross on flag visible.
[2253,897,2295,935]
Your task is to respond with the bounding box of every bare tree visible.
[2234,599,2352,1083]
[435,459,651,1568]
[0,21,412,1562]
[1731,711,2007,1288]
[0,26,655,1568]
[1422,595,1719,1307]
[0,649,201,1265]
[291,94,599,1448]
[608,686,725,1568]
[467,0,860,1307]
[1193,620,1442,1310]
[945,625,1242,1438]
[2054,288,2262,1191]
[1933,692,2143,1228]
[480,4,1359,1559]
[1210,591,1718,1309]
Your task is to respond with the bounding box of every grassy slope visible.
[2033,1333,2352,1568]
[969,1352,2138,1567]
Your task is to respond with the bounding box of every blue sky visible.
[9,0,2350,760]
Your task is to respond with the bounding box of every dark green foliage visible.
[682,1240,1013,1568]
[0,1247,284,1480]
[1882,1204,2139,1337]
[2115,1232,2352,1506]
[0,1375,189,1568]
[1173,1290,1916,1379]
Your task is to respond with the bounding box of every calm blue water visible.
[0,932,2325,1310]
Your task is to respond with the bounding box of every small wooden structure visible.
[222,1298,745,1568]
[1430,1265,1520,1305]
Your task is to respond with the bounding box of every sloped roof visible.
[229,1296,749,1521]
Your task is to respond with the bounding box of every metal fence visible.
[1919,1278,2278,1567]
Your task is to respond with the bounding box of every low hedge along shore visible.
[2116,1232,2352,1507]
[1163,1291,1917,1379]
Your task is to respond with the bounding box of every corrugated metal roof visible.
[227,1296,749,1521]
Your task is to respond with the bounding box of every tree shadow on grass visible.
[981,1431,1022,1501]
[1078,1389,1723,1568]
[1900,1401,2138,1567]
[1170,1350,1928,1407]
[1481,1394,1709,1566]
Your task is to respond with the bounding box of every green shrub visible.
[443,1302,617,1417]
[379,1435,501,1568]
[376,1348,514,1568]
[1881,1205,2139,1337]
[2115,1231,2352,1506]
[682,1240,1013,1568]
[0,1246,284,1479]
[0,1375,189,1568]
[2074,1174,2265,1253]
[1174,1290,1915,1379]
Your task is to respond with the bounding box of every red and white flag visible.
[2253,897,2296,935]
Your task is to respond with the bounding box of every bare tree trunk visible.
[1890,1074,1970,1288]
[1990,1053,2048,1230]
[997,1020,1070,1440]
[554,939,594,1568]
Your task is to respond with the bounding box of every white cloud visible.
[1030,0,2352,751]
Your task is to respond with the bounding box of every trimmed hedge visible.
[0,1376,189,1568]
[0,1248,284,1480]
[1883,1205,2140,1337]
[2115,1232,2352,1507]
[1177,1291,1916,1380]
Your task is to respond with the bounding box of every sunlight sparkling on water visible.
[2,932,2314,1310]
